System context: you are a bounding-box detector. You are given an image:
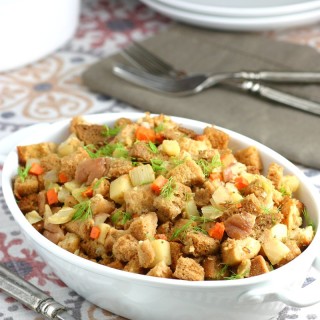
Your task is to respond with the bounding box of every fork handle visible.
[239,71,320,83]
[238,81,320,116]
[0,263,75,319]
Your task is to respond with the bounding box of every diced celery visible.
[201,205,223,220]
[129,164,155,186]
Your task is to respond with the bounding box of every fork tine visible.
[121,41,177,76]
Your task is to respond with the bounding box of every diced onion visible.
[201,205,223,220]
[47,207,75,224]
[43,169,58,183]
[25,210,43,224]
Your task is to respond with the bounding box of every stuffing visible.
[12,113,313,282]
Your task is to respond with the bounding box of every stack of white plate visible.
[140,0,320,31]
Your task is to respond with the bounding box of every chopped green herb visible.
[72,200,92,221]
[302,207,315,229]
[170,220,193,240]
[84,143,128,159]
[111,210,132,225]
[185,192,194,202]
[93,177,106,190]
[279,185,290,196]
[197,155,222,178]
[150,158,166,173]
[224,272,243,280]
[171,158,184,167]
[160,177,175,198]
[216,263,229,279]
[83,144,98,158]
[154,123,165,133]
[18,165,31,182]
[192,225,208,235]
[211,154,222,168]
[148,141,158,154]
[101,124,121,137]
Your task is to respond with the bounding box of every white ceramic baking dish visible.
[0,0,80,72]
[1,113,320,320]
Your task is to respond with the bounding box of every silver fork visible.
[115,43,320,116]
[114,64,320,116]
[121,41,320,83]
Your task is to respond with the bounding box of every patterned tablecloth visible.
[0,1,319,319]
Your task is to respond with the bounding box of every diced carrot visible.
[195,134,206,141]
[58,172,69,184]
[155,133,164,144]
[82,186,93,198]
[209,172,222,181]
[155,234,168,240]
[90,226,101,239]
[236,202,242,208]
[132,213,140,219]
[47,189,59,205]
[234,176,249,190]
[151,175,168,195]
[221,153,236,167]
[135,126,156,142]
[208,222,225,240]
[29,162,44,175]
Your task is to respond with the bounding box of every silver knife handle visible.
[240,81,320,116]
[0,264,75,319]
[240,71,320,83]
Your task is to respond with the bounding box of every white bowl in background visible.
[1,113,320,320]
[0,0,80,72]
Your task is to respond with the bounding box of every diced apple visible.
[151,239,171,267]
[110,174,133,204]
[162,140,180,157]
[96,223,111,245]
[262,236,290,265]
[270,224,288,241]
[212,186,232,206]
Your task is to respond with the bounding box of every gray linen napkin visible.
[82,23,320,169]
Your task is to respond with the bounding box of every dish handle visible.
[0,123,50,165]
[238,256,320,307]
